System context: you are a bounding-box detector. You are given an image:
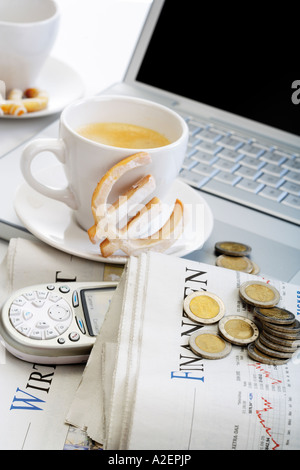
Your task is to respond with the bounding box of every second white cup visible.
[0,0,60,91]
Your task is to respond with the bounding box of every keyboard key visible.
[188,135,201,147]
[186,146,197,157]
[236,178,264,193]
[182,157,198,170]
[281,194,300,209]
[218,135,245,150]
[213,158,240,173]
[196,128,223,142]
[196,141,223,155]
[193,162,219,177]
[262,163,288,177]
[282,157,300,173]
[238,143,267,157]
[273,148,297,159]
[188,122,202,135]
[239,155,266,170]
[179,169,208,188]
[218,148,243,162]
[235,166,262,180]
[191,150,218,165]
[257,173,283,188]
[188,119,207,131]
[279,180,300,196]
[260,151,287,165]
[259,186,287,202]
[283,170,300,184]
[214,171,241,185]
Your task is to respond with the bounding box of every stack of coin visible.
[214,241,260,274]
[247,306,300,364]
[238,280,298,364]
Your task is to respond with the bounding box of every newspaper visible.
[67,251,300,450]
[0,237,123,450]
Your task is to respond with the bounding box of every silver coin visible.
[247,342,289,365]
[259,332,298,353]
[254,338,294,359]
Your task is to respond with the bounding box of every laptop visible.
[0,0,299,283]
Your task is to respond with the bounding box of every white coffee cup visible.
[21,95,189,231]
[0,0,60,91]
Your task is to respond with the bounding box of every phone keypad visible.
[8,288,73,341]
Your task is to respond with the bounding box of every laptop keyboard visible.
[178,115,300,225]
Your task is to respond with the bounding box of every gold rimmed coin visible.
[215,241,252,257]
[189,329,232,359]
[264,318,300,334]
[247,342,290,365]
[253,306,295,325]
[254,337,294,359]
[183,291,225,324]
[259,332,298,353]
[239,281,280,308]
[218,315,259,346]
[262,322,300,342]
[250,261,260,275]
[216,255,253,273]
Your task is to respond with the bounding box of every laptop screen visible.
[136,1,300,137]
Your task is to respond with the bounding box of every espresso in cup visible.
[76,122,171,149]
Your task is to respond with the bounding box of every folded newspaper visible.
[66,251,300,450]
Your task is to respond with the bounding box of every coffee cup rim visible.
[0,0,59,26]
[61,94,189,152]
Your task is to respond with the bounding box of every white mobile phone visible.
[0,281,118,364]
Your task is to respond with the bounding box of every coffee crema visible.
[76,122,170,149]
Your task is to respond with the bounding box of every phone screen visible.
[80,287,116,336]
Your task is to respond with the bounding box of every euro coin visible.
[183,291,225,324]
[260,330,299,351]
[250,261,260,275]
[259,332,298,353]
[253,306,295,325]
[261,318,300,333]
[218,315,259,346]
[216,255,253,273]
[239,281,280,307]
[189,329,232,359]
[254,337,294,359]
[262,323,300,344]
[215,241,252,257]
[247,342,289,365]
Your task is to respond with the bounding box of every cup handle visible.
[21,138,78,210]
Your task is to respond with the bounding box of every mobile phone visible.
[0,281,118,364]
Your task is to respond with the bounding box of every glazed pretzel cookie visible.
[88,152,184,257]
[0,87,49,116]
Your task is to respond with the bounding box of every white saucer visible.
[0,57,84,119]
[14,176,213,264]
